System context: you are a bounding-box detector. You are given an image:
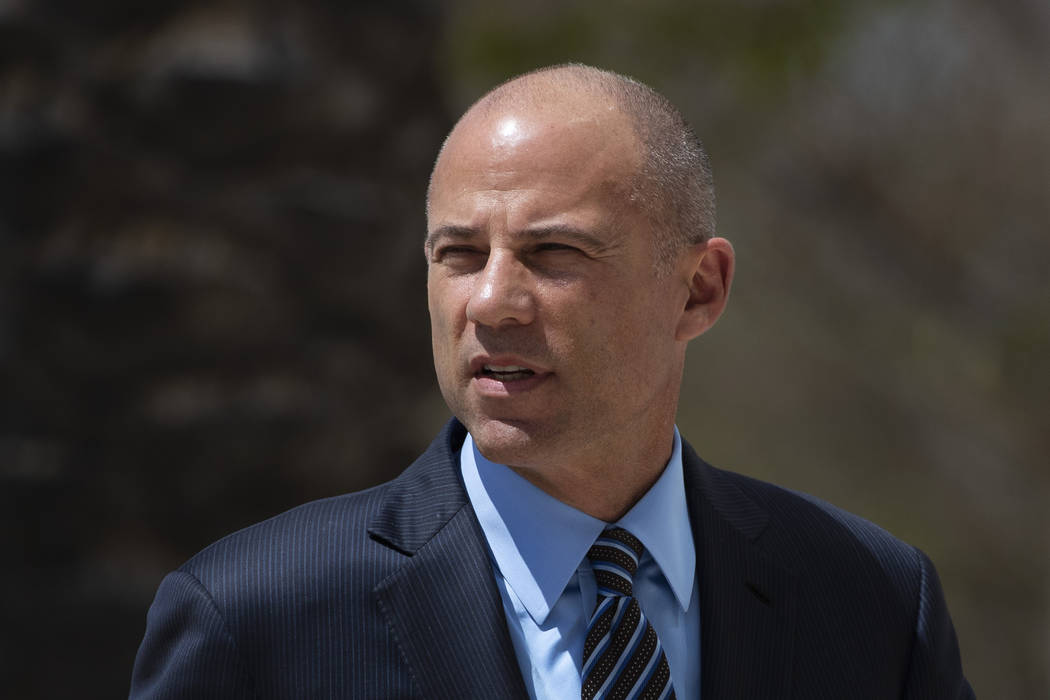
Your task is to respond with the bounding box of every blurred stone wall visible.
[1,1,449,696]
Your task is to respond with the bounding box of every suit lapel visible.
[369,423,795,697]
[683,441,798,699]
[368,420,529,699]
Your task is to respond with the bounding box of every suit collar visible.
[682,439,798,698]
[683,438,770,541]
[367,419,471,555]
[368,419,529,698]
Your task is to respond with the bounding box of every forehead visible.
[429,98,643,221]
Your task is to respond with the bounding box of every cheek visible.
[606,298,677,373]
[428,281,474,383]
[427,294,451,360]
[428,279,462,332]
[427,306,458,396]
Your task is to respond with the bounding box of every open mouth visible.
[480,364,536,382]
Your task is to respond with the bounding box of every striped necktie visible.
[581,528,675,700]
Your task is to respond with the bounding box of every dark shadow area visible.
[2,2,448,696]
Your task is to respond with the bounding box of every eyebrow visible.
[425,225,475,255]
[425,223,613,255]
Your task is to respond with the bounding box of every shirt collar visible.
[460,429,695,625]
[615,429,696,613]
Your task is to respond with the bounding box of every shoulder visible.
[690,452,926,611]
[736,468,918,564]
[183,484,385,569]
[699,462,973,697]
[175,419,468,602]
[130,435,462,698]
[176,484,399,604]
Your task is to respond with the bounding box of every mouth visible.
[469,357,549,395]
[478,364,536,382]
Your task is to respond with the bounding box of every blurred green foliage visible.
[442,0,879,105]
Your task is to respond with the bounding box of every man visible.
[130,65,974,699]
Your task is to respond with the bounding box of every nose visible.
[466,250,536,328]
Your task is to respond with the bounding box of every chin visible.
[464,416,550,467]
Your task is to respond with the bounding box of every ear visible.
[675,237,735,341]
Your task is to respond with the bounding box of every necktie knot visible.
[587,527,644,599]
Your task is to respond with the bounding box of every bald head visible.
[428,64,716,272]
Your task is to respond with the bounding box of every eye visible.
[432,245,487,271]
[434,244,479,259]
[533,242,581,254]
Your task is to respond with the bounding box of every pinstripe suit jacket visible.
[130,419,973,698]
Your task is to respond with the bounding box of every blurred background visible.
[2,0,1046,696]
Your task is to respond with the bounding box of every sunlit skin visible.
[426,83,734,521]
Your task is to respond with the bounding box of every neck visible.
[508,425,676,522]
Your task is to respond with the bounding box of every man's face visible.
[426,102,691,473]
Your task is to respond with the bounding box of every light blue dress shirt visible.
[460,430,701,699]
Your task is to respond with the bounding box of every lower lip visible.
[473,372,550,396]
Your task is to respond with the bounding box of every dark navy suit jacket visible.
[130,420,974,698]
